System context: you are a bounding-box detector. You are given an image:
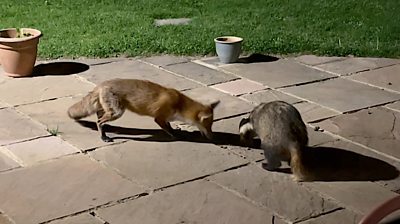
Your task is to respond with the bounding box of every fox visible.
[239,101,311,181]
[67,78,220,142]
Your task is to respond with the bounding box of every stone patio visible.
[0,54,399,224]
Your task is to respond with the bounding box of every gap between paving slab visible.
[306,122,400,164]
[0,154,145,224]
[96,179,283,224]
[314,57,400,76]
[1,54,398,224]
[3,136,80,167]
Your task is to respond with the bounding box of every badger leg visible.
[261,144,282,170]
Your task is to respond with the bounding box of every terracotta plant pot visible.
[0,28,42,77]
[214,36,243,64]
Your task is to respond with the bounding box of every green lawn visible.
[1,0,399,58]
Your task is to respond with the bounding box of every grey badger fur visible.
[239,101,310,181]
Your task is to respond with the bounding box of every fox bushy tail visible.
[67,91,99,120]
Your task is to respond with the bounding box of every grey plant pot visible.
[214,36,243,64]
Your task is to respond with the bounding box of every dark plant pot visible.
[0,28,42,77]
[214,36,243,64]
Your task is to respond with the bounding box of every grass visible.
[1,0,399,58]
[46,125,60,136]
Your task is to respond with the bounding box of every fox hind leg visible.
[97,88,125,142]
[96,110,113,142]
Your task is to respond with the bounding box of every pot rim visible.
[214,36,243,44]
[0,28,42,43]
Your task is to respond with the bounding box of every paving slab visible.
[198,54,282,68]
[350,64,400,92]
[295,55,345,66]
[0,75,94,106]
[212,115,265,161]
[0,101,8,109]
[240,89,303,105]
[140,55,191,66]
[216,94,339,127]
[197,56,221,67]
[299,209,361,224]
[90,140,246,189]
[386,101,400,111]
[307,126,339,147]
[2,55,400,224]
[282,78,400,113]
[164,62,238,85]
[0,154,144,224]
[183,87,254,119]
[211,79,266,96]
[15,97,117,151]
[0,213,14,224]
[4,136,79,166]
[316,57,400,76]
[315,107,400,159]
[209,164,339,222]
[75,57,127,66]
[0,69,10,82]
[78,59,200,90]
[302,181,398,215]
[0,149,20,172]
[0,108,49,146]
[48,213,103,224]
[220,58,336,88]
[293,101,340,123]
[37,57,126,67]
[97,180,281,224]
[318,140,400,193]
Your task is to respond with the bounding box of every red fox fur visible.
[67,78,219,142]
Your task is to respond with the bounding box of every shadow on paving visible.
[32,62,89,76]
[76,120,260,148]
[236,53,279,64]
[253,139,400,182]
[77,120,398,182]
[295,146,400,182]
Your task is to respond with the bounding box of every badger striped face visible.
[239,117,256,146]
[239,117,252,134]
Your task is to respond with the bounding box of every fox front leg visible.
[154,117,177,138]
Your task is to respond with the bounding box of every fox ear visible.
[210,100,220,109]
[198,112,212,122]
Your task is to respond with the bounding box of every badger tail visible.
[289,144,312,181]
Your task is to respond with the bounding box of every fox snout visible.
[196,119,214,140]
[200,128,213,140]
[195,100,220,140]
